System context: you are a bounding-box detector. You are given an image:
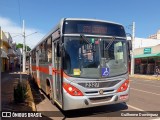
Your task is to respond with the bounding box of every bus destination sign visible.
[63,20,126,37]
[78,24,107,35]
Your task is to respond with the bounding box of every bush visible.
[14,82,28,103]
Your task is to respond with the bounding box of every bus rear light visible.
[117,79,129,92]
[63,82,83,96]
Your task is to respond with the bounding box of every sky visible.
[0,0,160,48]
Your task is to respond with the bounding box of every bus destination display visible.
[63,20,126,37]
[78,24,107,35]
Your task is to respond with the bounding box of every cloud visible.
[0,16,45,49]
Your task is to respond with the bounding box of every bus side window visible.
[39,42,46,63]
[57,43,60,57]
[47,37,52,62]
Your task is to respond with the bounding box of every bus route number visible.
[85,82,100,88]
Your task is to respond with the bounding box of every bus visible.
[30,18,131,110]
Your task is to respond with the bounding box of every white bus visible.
[30,18,131,110]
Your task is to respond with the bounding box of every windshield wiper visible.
[105,36,115,50]
[80,34,90,44]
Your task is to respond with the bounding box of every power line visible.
[17,0,22,28]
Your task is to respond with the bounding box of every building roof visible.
[134,52,160,58]
[134,44,160,58]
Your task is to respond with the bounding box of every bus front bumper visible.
[63,88,129,110]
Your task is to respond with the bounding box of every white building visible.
[134,37,160,49]
[148,30,160,39]
[133,37,160,75]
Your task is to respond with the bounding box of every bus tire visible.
[46,79,51,100]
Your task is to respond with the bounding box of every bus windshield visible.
[63,36,128,78]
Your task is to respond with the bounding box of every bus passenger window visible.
[47,38,52,62]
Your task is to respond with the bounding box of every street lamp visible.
[131,22,135,75]
[22,20,38,72]
[0,26,2,86]
[0,26,1,112]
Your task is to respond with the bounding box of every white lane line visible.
[131,81,160,88]
[131,88,160,96]
[124,103,160,120]
[125,104,145,111]
[150,118,160,120]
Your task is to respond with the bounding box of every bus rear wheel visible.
[46,80,51,100]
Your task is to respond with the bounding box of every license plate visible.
[85,82,100,88]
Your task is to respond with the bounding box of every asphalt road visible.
[33,77,160,120]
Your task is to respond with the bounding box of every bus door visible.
[53,41,63,107]
[36,47,40,88]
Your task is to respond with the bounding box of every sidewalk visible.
[1,69,35,112]
[129,74,160,80]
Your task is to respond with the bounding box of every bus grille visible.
[78,80,120,88]
[85,89,114,94]
[89,96,113,103]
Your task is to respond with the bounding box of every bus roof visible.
[30,18,124,52]
[30,19,63,52]
[64,18,123,26]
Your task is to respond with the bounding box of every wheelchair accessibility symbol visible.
[102,68,110,77]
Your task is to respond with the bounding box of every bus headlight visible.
[63,82,83,96]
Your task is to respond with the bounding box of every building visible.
[0,28,18,72]
[133,38,160,75]
[134,37,160,49]
[134,44,160,75]
[0,30,10,72]
[148,30,160,39]
[16,48,22,66]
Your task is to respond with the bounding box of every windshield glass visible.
[63,36,128,78]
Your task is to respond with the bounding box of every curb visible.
[129,75,160,80]
[27,78,37,111]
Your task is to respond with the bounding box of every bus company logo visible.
[99,89,104,95]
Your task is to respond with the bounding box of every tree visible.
[16,43,23,49]
[16,43,31,51]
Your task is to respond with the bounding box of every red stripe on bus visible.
[31,65,70,78]
[39,66,49,74]
[32,66,36,71]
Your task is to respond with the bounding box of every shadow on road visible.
[61,103,128,118]
[28,78,45,105]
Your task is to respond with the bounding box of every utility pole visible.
[131,22,135,75]
[0,27,2,112]
[20,54,22,82]
[22,20,26,72]
[0,27,2,80]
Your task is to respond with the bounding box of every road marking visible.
[131,81,160,88]
[125,104,145,111]
[150,118,160,120]
[130,78,160,82]
[131,88,160,96]
[125,103,160,120]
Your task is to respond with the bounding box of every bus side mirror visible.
[127,40,132,51]
[127,40,132,61]
[61,43,65,57]
[57,43,61,57]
